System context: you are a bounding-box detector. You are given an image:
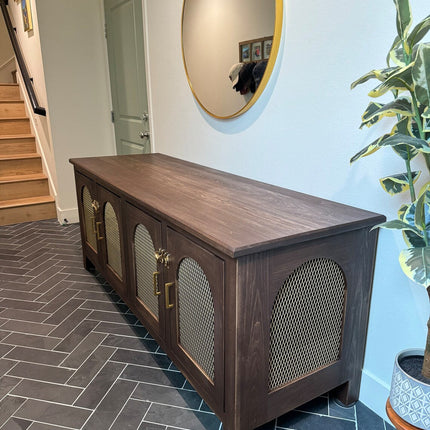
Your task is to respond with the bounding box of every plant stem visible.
[405,156,416,202]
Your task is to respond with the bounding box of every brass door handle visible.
[153,271,161,296]
[165,282,175,309]
[90,216,97,234]
[96,221,104,240]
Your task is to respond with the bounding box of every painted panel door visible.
[105,0,150,154]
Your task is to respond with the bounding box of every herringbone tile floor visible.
[0,219,394,430]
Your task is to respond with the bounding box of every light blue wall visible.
[145,0,429,419]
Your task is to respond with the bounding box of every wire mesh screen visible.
[82,187,97,250]
[268,258,346,391]
[134,224,158,318]
[104,202,122,279]
[177,258,215,381]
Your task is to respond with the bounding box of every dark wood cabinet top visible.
[70,153,385,257]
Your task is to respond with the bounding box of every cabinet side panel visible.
[235,253,270,430]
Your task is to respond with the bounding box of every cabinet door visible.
[125,203,165,343]
[166,227,224,414]
[97,185,127,296]
[75,172,99,269]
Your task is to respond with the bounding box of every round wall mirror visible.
[181,0,283,119]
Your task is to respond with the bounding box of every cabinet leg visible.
[83,256,95,272]
[333,379,360,407]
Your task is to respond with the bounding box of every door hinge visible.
[111,111,115,123]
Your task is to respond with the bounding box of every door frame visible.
[102,0,155,154]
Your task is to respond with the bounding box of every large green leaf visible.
[360,98,413,128]
[387,35,402,66]
[373,219,423,236]
[400,203,427,247]
[391,117,419,160]
[369,63,414,97]
[394,0,413,41]
[407,14,430,48]
[350,134,390,163]
[414,187,430,233]
[412,44,430,106]
[399,246,430,287]
[379,171,421,195]
[351,67,399,89]
[389,44,419,67]
[351,132,430,163]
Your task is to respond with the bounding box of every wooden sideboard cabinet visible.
[70,153,385,430]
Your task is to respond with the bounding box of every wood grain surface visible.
[70,154,385,257]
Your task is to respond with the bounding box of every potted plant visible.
[350,0,430,427]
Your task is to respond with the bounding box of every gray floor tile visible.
[60,332,107,370]
[132,382,202,410]
[82,379,137,429]
[48,309,92,341]
[110,399,150,430]
[80,299,129,313]
[8,362,74,384]
[111,348,171,369]
[14,398,92,429]
[139,423,166,430]
[0,376,21,400]
[0,396,27,425]
[38,289,78,314]
[11,379,82,405]
[74,361,126,408]
[66,345,116,388]
[0,309,50,324]
[121,364,186,388]
[43,299,85,326]
[0,300,44,312]
[0,320,56,337]
[144,403,221,430]
[87,310,138,325]
[93,321,148,338]
[5,346,67,366]
[0,343,13,357]
[102,334,158,352]
[1,333,60,350]
[53,319,99,353]
[0,359,18,377]
[0,417,32,430]
[277,410,356,430]
[0,290,41,302]
[27,423,67,430]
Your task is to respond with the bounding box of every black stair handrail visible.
[0,0,46,116]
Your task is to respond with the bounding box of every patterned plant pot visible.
[390,348,430,429]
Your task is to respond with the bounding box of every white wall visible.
[145,0,430,420]
[0,11,14,82]
[35,0,115,223]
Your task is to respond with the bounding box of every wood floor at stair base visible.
[0,201,56,226]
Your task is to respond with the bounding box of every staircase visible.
[0,83,56,226]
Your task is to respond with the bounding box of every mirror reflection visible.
[182,0,282,118]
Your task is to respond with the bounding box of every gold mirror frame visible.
[181,0,283,119]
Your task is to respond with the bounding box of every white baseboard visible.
[56,206,79,225]
[360,368,391,422]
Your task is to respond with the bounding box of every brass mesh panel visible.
[269,258,346,391]
[177,258,215,381]
[104,202,122,278]
[134,224,158,318]
[82,187,97,250]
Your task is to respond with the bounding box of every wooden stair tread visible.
[0,153,41,160]
[0,134,34,140]
[0,173,46,183]
[0,196,54,209]
[0,83,19,86]
[0,117,29,121]
[0,100,24,103]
